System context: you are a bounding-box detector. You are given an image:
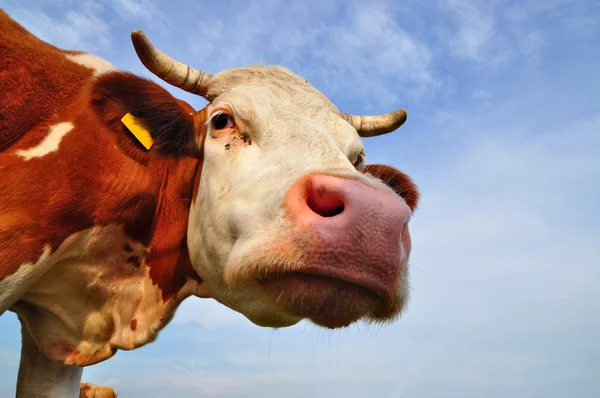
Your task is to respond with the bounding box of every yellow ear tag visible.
[121,113,154,150]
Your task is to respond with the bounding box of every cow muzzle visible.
[258,173,413,328]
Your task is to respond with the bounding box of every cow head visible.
[132,32,419,329]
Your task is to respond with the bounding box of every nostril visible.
[306,184,345,217]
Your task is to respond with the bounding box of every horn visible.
[131,30,213,98]
[341,108,408,137]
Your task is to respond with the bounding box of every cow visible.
[0,9,420,398]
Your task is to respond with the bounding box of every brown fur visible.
[365,164,420,211]
[0,10,204,300]
[0,9,91,152]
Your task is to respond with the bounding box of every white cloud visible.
[471,87,491,100]
[440,1,554,69]
[565,14,599,38]
[1,2,111,51]
[515,29,546,65]
[185,0,435,107]
[110,0,157,19]
[315,2,436,104]
[442,0,499,63]
[506,0,599,39]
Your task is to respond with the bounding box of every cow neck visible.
[131,152,203,301]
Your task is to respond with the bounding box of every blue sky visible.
[1,0,599,397]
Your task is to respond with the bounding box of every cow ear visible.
[91,71,200,160]
[365,164,420,211]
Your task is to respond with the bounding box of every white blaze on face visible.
[15,122,74,161]
[65,53,116,77]
[187,67,369,326]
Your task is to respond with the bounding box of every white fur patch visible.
[10,224,202,367]
[15,122,74,161]
[0,246,51,314]
[65,53,116,77]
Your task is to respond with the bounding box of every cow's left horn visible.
[131,30,213,98]
[340,108,408,137]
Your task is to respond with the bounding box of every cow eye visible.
[213,113,234,130]
[353,151,365,170]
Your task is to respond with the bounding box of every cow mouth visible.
[258,272,399,329]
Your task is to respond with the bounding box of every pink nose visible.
[284,173,412,299]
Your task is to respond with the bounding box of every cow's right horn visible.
[131,30,213,98]
[340,108,408,137]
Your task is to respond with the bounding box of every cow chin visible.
[259,272,406,329]
[222,235,409,329]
